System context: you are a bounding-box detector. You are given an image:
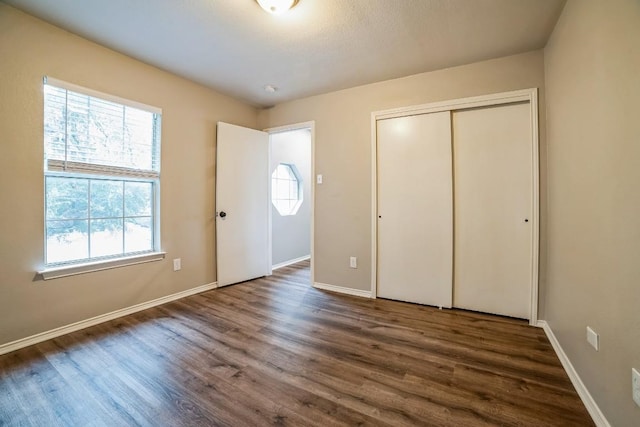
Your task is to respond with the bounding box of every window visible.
[271,163,302,216]
[43,77,161,266]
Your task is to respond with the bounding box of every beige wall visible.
[0,4,258,345]
[544,0,640,425]
[259,51,547,307]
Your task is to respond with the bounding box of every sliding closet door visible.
[377,112,453,307]
[452,102,532,319]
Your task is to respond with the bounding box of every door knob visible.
[219,211,227,218]
[524,218,529,222]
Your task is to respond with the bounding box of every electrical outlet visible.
[633,368,640,407]
[173,258,181,271]
[349,256,357,269]
[586,326,599,351]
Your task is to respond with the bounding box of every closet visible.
[377,111,453,308]
[374,90,538,321]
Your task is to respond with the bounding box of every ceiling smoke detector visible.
[255,0,299,15]
[264,85,278,93]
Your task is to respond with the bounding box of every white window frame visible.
[39,77,165,280]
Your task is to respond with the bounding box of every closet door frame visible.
[370,88,540,325]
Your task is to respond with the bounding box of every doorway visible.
[267,122,315,284]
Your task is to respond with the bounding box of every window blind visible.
[43,77,161,179]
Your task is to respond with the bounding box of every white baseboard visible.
[537,320,611,427]
[313,282,373,299]
[0,281,218,356]
[272,255,311,270]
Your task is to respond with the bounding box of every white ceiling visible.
[3,0,566,107]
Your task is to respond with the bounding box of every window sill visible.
[38,252,166,281]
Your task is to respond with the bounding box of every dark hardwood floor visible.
[0,261,593,426]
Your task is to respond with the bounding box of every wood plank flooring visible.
[0,261,593,426]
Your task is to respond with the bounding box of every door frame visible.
[370,88,540,325]
[263,121,316,285]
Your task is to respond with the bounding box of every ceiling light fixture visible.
[255,0,299,15]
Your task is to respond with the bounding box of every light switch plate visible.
[316,174,323,184]
[586,326,599,351]
[349,256,357,269]
[173,258,181,271]
[633,368,640,407]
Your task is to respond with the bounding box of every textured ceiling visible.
[3,0,566,107]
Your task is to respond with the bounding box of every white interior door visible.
[216,122,269,287]
[377,111,453,307]
[452,102,532,319]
